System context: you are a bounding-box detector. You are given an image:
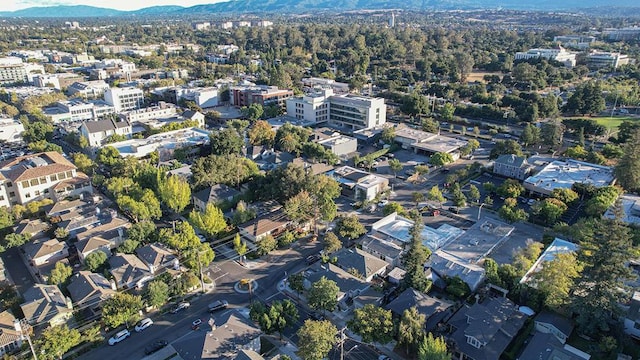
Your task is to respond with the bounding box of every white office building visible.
[586,52,631,69]
[175,87,219,108]
[105,87,145,112]
[0,57,44,85]
[514,47,577,67]
[120,102,177,123]
[67,80,110,99]
[286,89,386,131]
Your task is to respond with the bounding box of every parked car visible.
[192,318,203,329]
[108,330,131,345]
[306,255,321,265]
[208,300,229,312]
[197,234,207,243]
[144,340,168,355]
[134,318,153,332]
[171,301,190,313]
[309,312,325,321]
[448,207,459,214]
[378,200,389,207]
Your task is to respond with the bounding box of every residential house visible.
[386,267,406,285]
[135,243,178,274]
[624,291,640,340]
[304,263,370,312]
[352,287,384,309]
[182,110,206,127]
[386,288,453,332]
[193,184,241,212]
[75,216,131,250]
[332,248,390,282]
[109,254,153,289]
[493,154,532,180]
[79,118,132,147]
[67,271,115,314]
[0,311,24,356]
[235,350,265,360]
[0,152,92,208]
[46,198,93,219]
[199,312,262,359]
[23,238,69,267]
[238,208,291,243]
[445,297,526,360]
[360,235,404,268]
[328,166,389,201]
[518,332,590,360]
[14,219,50,240]
[76,236,112,263]
[20,284,73,326]
[534,311,574,344]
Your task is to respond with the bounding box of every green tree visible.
[388,158,403,177]
[102,293,144,329]
[398,306,426,354]
[440,103,455,121]
[615,129,640,192]
[307,276,339,314]
[498,198,529,223]
[540,121,564,148]
[383,202,407,216]
[418,333,449,360]
[117,239,140,254]
[3,233,30,249]
[241,103,264,121]
[571,216,636,336]
[381,126,396,144]
[489,140,523,159]
[126,221,156,244]
[484,258,502,286]
[95,146,121,167]
[158,175,191,214]
[401,220,431,292]
[497,179,525,199]
[210,127,244,155]
[323,231,342,254]
[288,273,305,298]
[348,304,394,344]
[72,152,95,175]
[37,325,82,360]
[412,191,425,207]
[48,262,72,286]
[146,280,170,308]
[254,299,299,339]
[520,123,540,146]
[84,251,108,272]
[421,118,440,133]
[467,184,481,203]
[451,185,467,207]
[335,214,366,240]
[248,120,276,146]
[296,320,337,360]
[284,190,315,225]
[233,233,247,259]
[189,203,227,238]
[257,234,278,256]
[551,188,579,205]
[429,152,454,167]
[531,252,582,310]
[427,185,445,207]
[532,198,568,224]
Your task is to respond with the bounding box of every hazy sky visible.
[5,0,225,11]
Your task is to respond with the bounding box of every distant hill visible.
[0,0,638,17]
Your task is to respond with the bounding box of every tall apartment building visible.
[586,52,631,69]
[104,87,145,112]
[0,152,92,207]
[286,90,386,131]
[175,87,219,108]
[192,22,211,30]
[514,47,576,67]
[231,85,293,109]
[0,57,29,85]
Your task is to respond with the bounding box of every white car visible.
[378,200,389,207]
[171,301,191,313]
[108,329,131,345]
[135,318,153,332]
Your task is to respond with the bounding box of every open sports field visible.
[564,116,639,129]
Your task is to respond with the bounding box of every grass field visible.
[564,116,639,129]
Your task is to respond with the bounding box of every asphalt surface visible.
[78,239,323,360]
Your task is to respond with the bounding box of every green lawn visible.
[564,116,640,129]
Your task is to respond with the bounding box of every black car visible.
[144,340,168,355]
[448,207,459,214]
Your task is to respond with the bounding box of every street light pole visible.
[18,319,38,360]
[478,203,485,221]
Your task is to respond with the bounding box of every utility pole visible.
[19,319,38,360]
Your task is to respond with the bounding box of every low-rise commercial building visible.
[393,125,466,157]
[66,80,110,99]
[553,35,596,50]
[232,85,293,109]
[119,102,177,123]
[514,47,577,67]
[586,51,631,69]
[523,159,615,197]
[327,166,389,201]
[0,117,25,143]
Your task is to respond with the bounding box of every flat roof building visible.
[327,166,389,201]
[104,87,144,112]
[109,127,210,161]
[586,52,631,69]
[520,238,578,285]
[371,212,464,251]
[393,125,466,156]
[605,194,640,226]
[523,159,615,197]
[514,47,577,67]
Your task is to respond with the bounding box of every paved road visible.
[79,240,322,360]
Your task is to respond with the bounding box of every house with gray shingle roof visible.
[332,248,390,282]
[67,271,115,313]
[23,238,68,267]
[76,236,111,263]
[193,184,241,212]
[135,243,178,274]
[385,288,453,332]
[445,297,526,360]
[20,284,72,326]
[109,254,153,290]
[79,118,132,147]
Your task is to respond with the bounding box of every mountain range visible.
[0,0,639,17]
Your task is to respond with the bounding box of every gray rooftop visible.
[519,332,589,360]
[332,248,390,280]
[194,184,241,205]
[535,311,574,338]
[385,288,453,331]
[67,271,115,306]
[495,154,528,168]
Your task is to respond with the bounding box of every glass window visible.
[34,190,40,196]
[6,182,12,187]
[9,192,15,197]
[25,193,31,198]
[40,177,47,184]
[66,171,73,178]
[50,174,57,182]
[21,181,29,188]
[58,172,66,180]
[30,179,39,186]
